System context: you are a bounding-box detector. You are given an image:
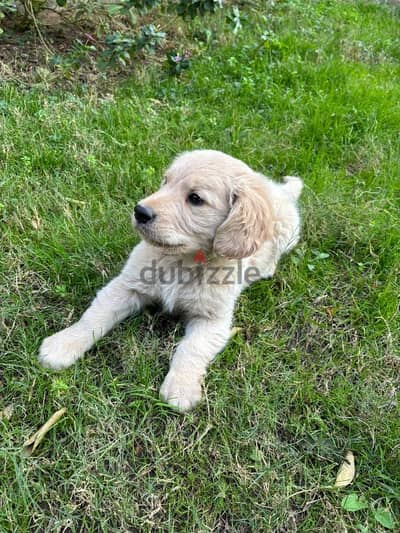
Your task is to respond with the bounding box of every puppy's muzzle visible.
[134,204,156,224]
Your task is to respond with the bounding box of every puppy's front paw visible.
[160,369,202,412]
[38,325,89,370]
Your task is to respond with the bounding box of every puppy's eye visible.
[188,193,204,206]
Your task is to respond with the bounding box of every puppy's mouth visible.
[145,236,184,250]
[135,224,184,250]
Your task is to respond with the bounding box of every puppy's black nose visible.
[134,204,155,224]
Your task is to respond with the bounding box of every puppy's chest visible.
[157,262,233,318]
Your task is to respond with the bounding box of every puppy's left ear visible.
[213,175,273,259]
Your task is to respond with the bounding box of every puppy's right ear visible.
[213,176,273,259]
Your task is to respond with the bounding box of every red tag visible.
[194,250,206,264]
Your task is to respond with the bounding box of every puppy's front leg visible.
[39,275,147,370]
[160,317,232,412]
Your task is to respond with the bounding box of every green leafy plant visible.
[166,49,191,75]
[258,29,286,58]
[1,0,223,77]
[134,23,165,51]
[118,0,160,12]
[175,0,222,18]
[373,509,395,530]
[99,24,165,68]
[341,494,396,530]
[341,494,369,512]
[50,39,97,76]
[226,5,245,34]
[0,1,17,34]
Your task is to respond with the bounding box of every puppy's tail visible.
[282,176,303,201]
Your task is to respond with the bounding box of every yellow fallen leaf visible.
[23,407,67,456]
[334,450,355,488]
[230,327,243,338]
[31,216,41,230]
[0,404,14,420]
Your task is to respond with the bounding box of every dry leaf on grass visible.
[31,216,41,230]
[230,327,243,338]
[334,451,355,488]
[23,407,67,456]
[0,404,14,420]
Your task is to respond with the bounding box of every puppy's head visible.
[133,150,273,259]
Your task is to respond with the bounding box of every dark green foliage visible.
[0,1,16,34]
[99,25,166,68]
[0,0,224,70]
[119,0,160,11]
[166,49,191,75]
[226,5,245,34]
[176,0,221,18]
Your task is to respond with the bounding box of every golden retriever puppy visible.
[39,150,302,411]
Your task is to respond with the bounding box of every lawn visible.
[1,0,399,530]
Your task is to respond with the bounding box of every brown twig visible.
[24,0,54,55]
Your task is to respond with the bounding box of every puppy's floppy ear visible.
[213,175,273,259]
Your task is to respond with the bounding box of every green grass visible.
[1,1,399,530]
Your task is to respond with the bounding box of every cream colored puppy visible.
[39,150,303,411]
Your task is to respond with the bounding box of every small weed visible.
[166,49,191,76]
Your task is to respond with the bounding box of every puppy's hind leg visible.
[39,276,147,370]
